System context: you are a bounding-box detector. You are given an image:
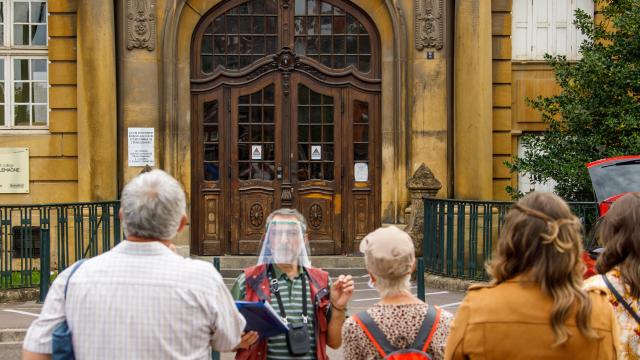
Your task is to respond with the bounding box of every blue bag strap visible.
[410,305,441,352]
[602,274,640,325]
[353,311,398,356]
[63,260,86,300]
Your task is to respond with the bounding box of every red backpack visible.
[353,305,441,360]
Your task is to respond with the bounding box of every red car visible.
[583,155,640,278]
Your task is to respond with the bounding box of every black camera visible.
[286,322,310,356]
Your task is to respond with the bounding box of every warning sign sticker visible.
[251,145,263,160]
[311,145,322,160]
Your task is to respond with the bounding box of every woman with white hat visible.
[342,226,453,359]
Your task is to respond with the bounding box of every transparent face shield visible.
[257,220,311,267]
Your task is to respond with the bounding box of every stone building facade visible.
[0,0,598,255]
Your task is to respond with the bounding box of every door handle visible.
[276,165,283,180]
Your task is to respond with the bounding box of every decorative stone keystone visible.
[406,163,442,255]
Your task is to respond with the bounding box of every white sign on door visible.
[354,162,368,182]
[251,145,263,160]
[311,145,322,160]
[128,128,155,167]
[0,148,29,193]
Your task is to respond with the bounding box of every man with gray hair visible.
[23,169,246,359]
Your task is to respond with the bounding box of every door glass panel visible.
[238,84,276,181]
[353,100,369,178]
[298,84,334,181]
[203,100,220,181]
[199,0,278,73]
[294,0,372,72]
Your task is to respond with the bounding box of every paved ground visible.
[0,274,465,360]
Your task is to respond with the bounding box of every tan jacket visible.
[445,278,620,360]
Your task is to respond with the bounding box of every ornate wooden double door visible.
[191,0,381,255]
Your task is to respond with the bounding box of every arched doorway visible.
[190,0,381,255]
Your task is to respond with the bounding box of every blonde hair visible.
[487,192,599,346]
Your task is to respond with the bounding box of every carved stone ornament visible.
[405,163,442,255]
[415,0,444,51]
[407,163,442,193]
[127,0,156,51]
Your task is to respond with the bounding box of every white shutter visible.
[553,0,571,57]
[512,0,531,60]
[532,0,552,59]
[574,0,595,59]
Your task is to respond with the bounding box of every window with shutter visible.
[517,137,557,193]
[512,0,594,61]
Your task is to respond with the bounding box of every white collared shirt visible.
[23,241,245,359]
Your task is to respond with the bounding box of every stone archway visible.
[160,0,409,254]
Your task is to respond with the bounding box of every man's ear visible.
[368,272,376,283]
[177,215,189,232]
[118,209,123,221]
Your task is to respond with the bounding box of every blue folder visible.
[235,301,289,338]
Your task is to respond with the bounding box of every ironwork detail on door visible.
[199,0,279,72]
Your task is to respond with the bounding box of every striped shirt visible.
[231,266,328,360]
[23,241,246,359]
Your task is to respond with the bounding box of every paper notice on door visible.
[311,145,322,160]
[354,162,368,182]
[252,145,263,160]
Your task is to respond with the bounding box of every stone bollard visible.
[406,164,441,255]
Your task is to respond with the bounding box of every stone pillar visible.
[410,0,450,200]
[406,163,442,255]
[118,0,160,186]
[453,0,493,200]
[77,0,118,201]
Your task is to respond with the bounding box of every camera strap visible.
[268,264,308,325]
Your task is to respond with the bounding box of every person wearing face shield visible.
[231,208,355,360]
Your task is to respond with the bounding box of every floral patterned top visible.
[342,303,453,360]
[584,268,640,360]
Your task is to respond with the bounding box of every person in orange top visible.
[584,193,640,359]
[445,192,620,360]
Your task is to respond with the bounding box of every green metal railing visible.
[212,257,221,360]
[422,198,599,281]
[0,201,121,299]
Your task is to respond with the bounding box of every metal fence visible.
[0,201,121,299]
[422,198,599,281]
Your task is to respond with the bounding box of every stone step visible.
[0,329,26,343]
[0,341,22,360]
